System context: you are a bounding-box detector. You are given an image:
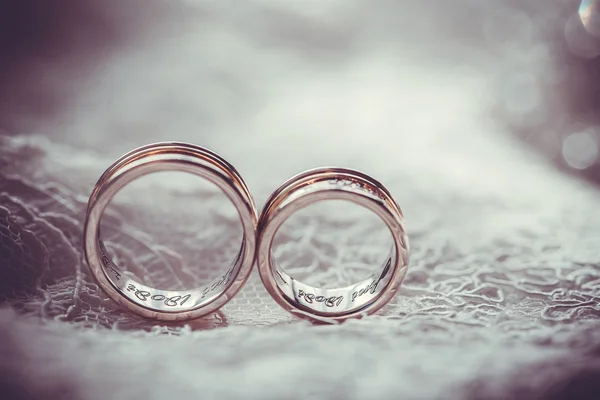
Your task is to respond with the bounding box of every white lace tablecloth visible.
[2,1,600,399]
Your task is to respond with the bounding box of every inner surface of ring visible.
[269,198,398,316]
[272,246,397,315]
[97,238,244,313]
[93,167,248,314]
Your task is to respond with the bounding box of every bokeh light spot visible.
[562,130,599,170]
[579,0,600,37]
[565,10,600,58]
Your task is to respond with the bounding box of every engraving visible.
[351,257,392,302]
[99,242,236,308]
[327,178,386,201]
[98,240,121,280]
[200,266,234,299]
[126,283,192,308]
[164,295,183,307]
[297,289,343,308]
[351,280,378,302]
[179,293,192,306]
[135,290,151,301]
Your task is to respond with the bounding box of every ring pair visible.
[83,142,409,323]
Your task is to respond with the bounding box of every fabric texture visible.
[2,1,600,399]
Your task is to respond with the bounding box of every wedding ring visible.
[83,142,257,321]
[257,167,409,322]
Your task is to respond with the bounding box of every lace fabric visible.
[2,1,600,399]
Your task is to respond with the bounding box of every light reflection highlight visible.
[565,10,600,59]
[579,0,600,37]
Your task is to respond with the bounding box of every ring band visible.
[83,142,257,321]
[257,167,409,322]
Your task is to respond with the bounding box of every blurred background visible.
[2,0,600,185]
[3,1,600,399]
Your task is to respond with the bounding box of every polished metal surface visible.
[257,167,410,322]
[83,142,258,321]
